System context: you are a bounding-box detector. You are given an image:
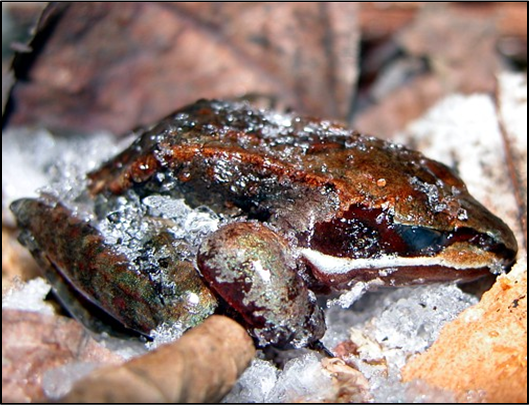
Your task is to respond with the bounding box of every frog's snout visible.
[459,196,518,268]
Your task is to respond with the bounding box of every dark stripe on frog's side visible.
[307,204,516,262]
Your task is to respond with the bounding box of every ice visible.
[368,284,477,364]
[266,352,335,402]
[320,284,477,401]
[94,334,147,360]
[2,129,53,222]
[144,321,186,350]
[224,352,335,403]
[42,362,100,401]
[95,192,151,261]
[2,127,121,224]
[2,277,55,315]
[222,359,279,403]
[142,194,220,249]
[370,375,457,403]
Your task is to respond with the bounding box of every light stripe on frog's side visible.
[301,247,503,274]
[301,243,503,289]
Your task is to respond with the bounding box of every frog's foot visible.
[197,221,325,348]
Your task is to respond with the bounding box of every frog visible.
[10,99,518,349]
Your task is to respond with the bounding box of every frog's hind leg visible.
[37,253,143,338]
[10,198,217,338]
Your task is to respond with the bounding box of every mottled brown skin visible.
[10,199,217,335]
[89,99,517,283]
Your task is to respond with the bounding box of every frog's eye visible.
[394,225,448,254]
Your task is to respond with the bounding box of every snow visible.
[2,277,55,315]
[223,352,335,403]
[42,362,100,401]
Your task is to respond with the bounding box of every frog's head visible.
[300,152,518,290]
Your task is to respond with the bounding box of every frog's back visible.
[91,100,469,227]
[88,99,517,264]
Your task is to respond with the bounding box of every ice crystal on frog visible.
[143,195,221,251]
[145,321,186,350]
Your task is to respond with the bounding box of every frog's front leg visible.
[197,222,325,348]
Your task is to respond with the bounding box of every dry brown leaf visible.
[60,315,255,403]
[8,2,359,134]
[358,2,527,43]
[398,6,502,95]
[402,262,527,403]
[321,357,372,403]
[1,309,124,403]
[353,74,444,139]
[2,225,41,290]
[1,2,47,115]
[354,5,506,138]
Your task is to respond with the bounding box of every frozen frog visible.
[11,99,518,348]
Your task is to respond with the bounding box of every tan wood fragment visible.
[61,315,255,403]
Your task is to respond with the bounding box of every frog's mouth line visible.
[300,244,503,288]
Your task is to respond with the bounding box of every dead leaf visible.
[321,357,372,403]
[353,3,527,138]
[7,2,359,134]
[402,262,527,403]
[353,74,444,139]
[398,6,501,94]
[1,2,47,115]
[60,315,255,403]
[2,225,41,290]
[1,309,123,403]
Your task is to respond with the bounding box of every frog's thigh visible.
[197,221,324,347]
